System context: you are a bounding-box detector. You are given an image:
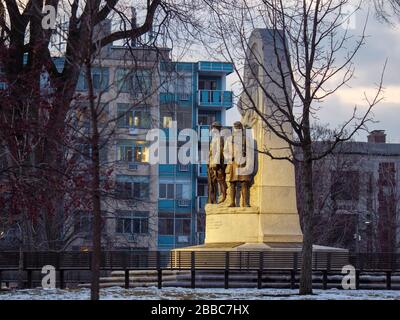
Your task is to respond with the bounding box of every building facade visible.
[295,131,400,253]
[62,24,234,252]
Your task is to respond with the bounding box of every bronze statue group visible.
[207,121,253,208]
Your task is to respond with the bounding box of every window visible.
[198,112,216,126]
[158,212,174,235]
[162,116,173,128]
[78,143,108,163]
[116,211,149,235]
[177,111,192,129]
[177,75,192,95]
[197,183,208,197]
[116,176,149,199]
[175,217,191,236]
[118,145,133,162]
[159,183,175,199]
[117,104,151,128]
[177,183,191,200]
[159,183,190,199]
[116,68,131,93]
[76,67,109,91]
[117,140,148,163]
[116,68,152,95]
[198,79,218,90]
[73,211,106,235]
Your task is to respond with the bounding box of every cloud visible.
[335,85,400,106]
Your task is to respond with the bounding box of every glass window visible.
[163,116,173,128]
[159,184,166,199]
[77,68,109,91]
[159,183,175,199]
[176,218,191,236]
[116,69,152,95]
[117,104,151,129]
[117,140,148,163]
[167,184,174,198]
[116,68,130,93]
[158,213,174,235]
[116,176,149,200]
[176,184,183,200]
[176,183,190,199]
[116,211,149,235]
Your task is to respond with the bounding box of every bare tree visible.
[200,0,386,294]
[373,0,400,23]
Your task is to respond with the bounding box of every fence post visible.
[157,251,162,289]
[224,252,229,289]
[59,270,65,289]
[0,270,2,290]
[27,269,32,289]
[327,253,331,272]
[257,251,263,289]
[322,270,328,290]
[290,270,296,289]
[124,269,130,289]
[293,252,298,271]
[355,270,360,290]
[386,271,392,290]
[191,251,196,289]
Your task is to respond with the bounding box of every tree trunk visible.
[85,62,102,301]
[299,155,314,295]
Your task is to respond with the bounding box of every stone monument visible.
[173,29,346,260]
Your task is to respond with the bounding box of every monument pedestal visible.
[204,205,303,244]
[171,204,348,269]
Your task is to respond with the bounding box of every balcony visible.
[197,62,233,74]
[198,90,233,109]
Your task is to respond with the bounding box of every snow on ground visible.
[1,287,400,300]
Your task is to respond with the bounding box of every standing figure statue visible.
[225,121,253,207]
[207,121,227,204]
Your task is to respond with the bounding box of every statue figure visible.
[225,121,253,207]
[207,121,227,204]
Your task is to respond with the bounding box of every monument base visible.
[204,204,303,244]
[171,242,348,270]
[171,205,348,269]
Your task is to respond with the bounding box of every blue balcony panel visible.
[197,164,208,178]
[158,199,175,209]
[158,199,194,212]
[198,90,233,109]
[158,235,174,247]
[160,93,193,106]
[159,164,193,176]
[197,61,233,75]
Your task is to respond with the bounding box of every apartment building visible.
[64,22,234,252]
[295,131,400,253]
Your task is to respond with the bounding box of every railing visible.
[1,251,399,271]
[198,90,232,107]
[198,62,233,73]
[0,251,399,290]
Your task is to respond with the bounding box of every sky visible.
[222,6,400,143]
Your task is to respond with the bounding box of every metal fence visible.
[0,251,399,290]
[1,251,400,271]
